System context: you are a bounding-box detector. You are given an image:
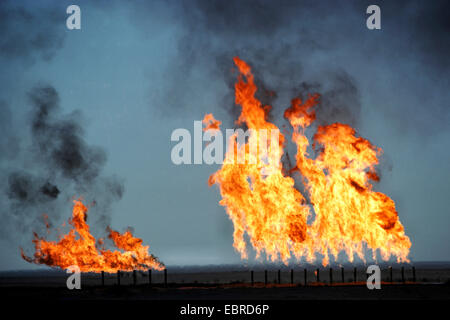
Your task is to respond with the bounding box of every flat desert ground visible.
[1,262,449,300]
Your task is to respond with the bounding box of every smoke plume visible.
[0,85,124,241]
[0,1,66,63]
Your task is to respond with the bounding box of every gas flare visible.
[21,199,164,272]
[208,57,411,266]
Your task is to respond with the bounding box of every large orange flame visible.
[208,57,411,266]
[21,199,164,272]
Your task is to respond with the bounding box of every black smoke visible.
[0,85,124,239]
[140,0,363,135]
[0,1,66,63]
[0,102,20,161]
[28,86,108,185]
[293,72,361,129]
[136,0,449,137]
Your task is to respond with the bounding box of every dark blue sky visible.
[0,0,449,270]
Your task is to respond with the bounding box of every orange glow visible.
[21,199,164,272]
[207,57,411,266]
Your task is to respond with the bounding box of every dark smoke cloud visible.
[369,0,450,75]
[28,86,107,184]
[413,1,450,73]
[0,102,20,161]
[0,1,66,63]
[40,182,60,199]
[148,0,362,128]
[294,71,361,128]
[140,0,448,137]
[0,85,124,240]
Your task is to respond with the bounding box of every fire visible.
[21,199,164,272]
[207,57,411,266]
[202,113,222,131]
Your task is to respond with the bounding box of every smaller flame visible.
[21,199,164,273]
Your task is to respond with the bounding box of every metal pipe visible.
[278,269,281,284]
[316,268,320,282]
[148,269,152,286]
[329,268,333,285]
[290,269,294,285]
[389,266,393,283]
[304,269,307,286]
[164,269,167,287]
[251,270,254,286]
[341,267,345,283]
[353,267,357,283]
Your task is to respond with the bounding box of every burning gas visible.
[21,199,164,272]
[207,57,411,266]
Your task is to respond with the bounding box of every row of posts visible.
[253,266,415,286]
[100,266,416,286]
[101,269,168,287]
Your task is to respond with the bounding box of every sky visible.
[0,0,449,270]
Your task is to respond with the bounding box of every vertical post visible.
[251,270,254,286]
[290,269,294,285]
[412,266,416,282]
[148,269,152,286]
[264,270,268,286]
[389,266,393,283]
[117,270,121,286]
[133,270,137,286]
[316,268,320,282]
[278,269,281,284]
[101,271,105,287]
[341,267,345,283]
[304,269,307,286]
[164,269,168,287]
[401,266,405,283]
[353,267,357,283]
[329,268,333,285]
